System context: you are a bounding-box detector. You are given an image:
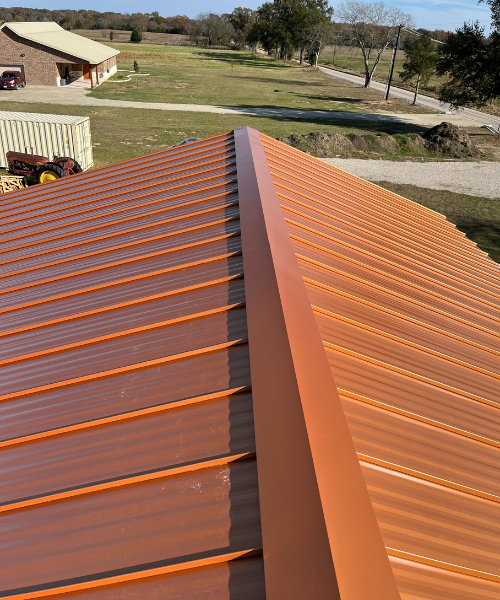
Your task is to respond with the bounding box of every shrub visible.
[130,28,142,43]
[109,30,114,41]
[133,60,139,73]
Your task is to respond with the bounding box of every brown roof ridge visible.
[235,126,401,600]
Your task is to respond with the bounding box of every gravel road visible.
[0,85,479,127]
[319,66,500,131]
[321,158,500,198]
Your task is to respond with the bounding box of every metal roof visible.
[1,22,119,64]
[0,128,499,600]
[260,133,500,599]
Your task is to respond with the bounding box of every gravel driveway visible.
[322,158,500,198]
[319,66,500,131]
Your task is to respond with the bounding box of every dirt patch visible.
[422,122,478,158]
[347,134,369,152]
[279,132,354,157]
[278,130,429,159]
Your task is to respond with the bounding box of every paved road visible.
[0,85,479,127]
[322,158,500,198]
[319,66,500,130]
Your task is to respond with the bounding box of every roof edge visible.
[0,22,119,63]
[234,126,401,600]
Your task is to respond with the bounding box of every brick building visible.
[0,22,119,86]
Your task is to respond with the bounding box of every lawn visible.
[320,45,442,93]
[5,101,428,169]
[320,45,500,116]
[2,101,498,263]
[374,181,500,263]
[89,44,431,114]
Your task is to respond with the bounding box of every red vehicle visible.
[0,71,25,90]
[7,151,82,184]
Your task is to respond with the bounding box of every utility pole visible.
[385,24,403,101]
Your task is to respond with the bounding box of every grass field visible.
[73,29,191,45]
[1,101,497,263]
[375,181,500,263]
[89,44,431,114]
[320,45,443,93]
[320,45,500,116]
[5,101,429,168]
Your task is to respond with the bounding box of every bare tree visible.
[308,20,335,67]
[337,1,414,87]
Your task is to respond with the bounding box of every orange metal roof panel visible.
[0,134,264,599]
[261,133,500,598]
[3,127,499,600]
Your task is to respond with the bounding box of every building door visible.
[82,64,91,79]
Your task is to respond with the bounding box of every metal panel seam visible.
[0,452,256,513]
[0,386,252,448]
[0,549,263,600]
[0,338,248,403]
[0,250,242,315]
[324,342,497,406]
[340,390,500,449]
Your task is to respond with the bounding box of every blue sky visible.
[4,0,493,31]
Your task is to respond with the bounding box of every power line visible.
[424,19,491,26]
[403,27,445,43]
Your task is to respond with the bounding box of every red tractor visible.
[6,151,83,184]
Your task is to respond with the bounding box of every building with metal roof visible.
[0,22,119,86]
[0,127,499,600]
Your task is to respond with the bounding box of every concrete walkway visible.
[319,66,500,130]
[0,85,479,127]
[322,158,500,199]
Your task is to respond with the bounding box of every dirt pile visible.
[278,132,354,157]
[422,122,478,158]
[278,131,427,158]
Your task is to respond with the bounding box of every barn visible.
[0,21,119,87]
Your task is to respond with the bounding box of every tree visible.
[437,21,500,108]
[336,1,414,87]
[130,28,142,43]
[191,13,231,46]
[294,0,334,65]
[225,7,256,47]
[480,0,500,30]
[399,30,438,104]
[109,30,114,40]
[436,0,500,108]
[307,20,335,67]
[248,2,284,57]
[248,0,334,61]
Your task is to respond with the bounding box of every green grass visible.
[2,100,497,262]
[320,45,500,117]
[321,45,443,94]
[374,181,500,263]
[89,44,432,114]
[5,101,428,169]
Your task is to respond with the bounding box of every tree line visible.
[0,7,193,34]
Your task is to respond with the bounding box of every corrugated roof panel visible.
[261,133,500,599]
[0,111,89,126]
[390,556,500,600]
[4,127,499,599]
[0,134,264,599]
